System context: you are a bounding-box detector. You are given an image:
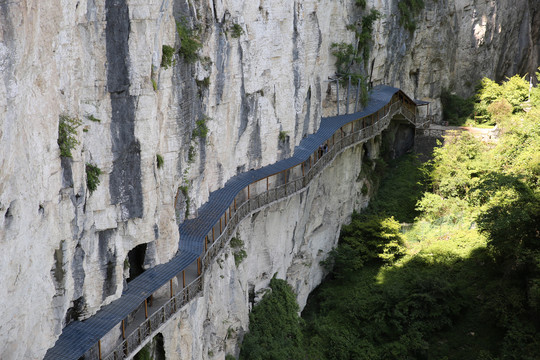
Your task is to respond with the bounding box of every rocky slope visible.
[0,0,537,359]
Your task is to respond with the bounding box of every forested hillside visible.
[238,74,540,359]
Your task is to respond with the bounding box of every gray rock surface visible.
[0,0,537,359]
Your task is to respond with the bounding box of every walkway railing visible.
[46,86,429,360]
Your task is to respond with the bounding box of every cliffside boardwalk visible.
[45,85,427,360]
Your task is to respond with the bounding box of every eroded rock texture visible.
[0,0,537,359]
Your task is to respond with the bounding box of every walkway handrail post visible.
[144,299,148,319]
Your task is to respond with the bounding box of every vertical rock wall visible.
[0,0,537,359]
[370,0,540,119]
[160,139,379,360]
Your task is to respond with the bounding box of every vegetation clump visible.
[179,185,190,218]
[58,114,81,158]
[278,130,288,142]
[176,19,202,63]
[355,0,367,8]
[331,9,381,106]
[156,154,164,169]
[230,236,247,266]
[86,163,102,194]
[192,117,209,139]
[240,73,540,359]
[196,77,210,88]
[398,0,425,32]
[87,114,101,122]
[442,74,534,126]
[230,23,244,38]
[161,44,175,69]
[239,277,305,360]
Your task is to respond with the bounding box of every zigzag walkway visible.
[45,85,423,360]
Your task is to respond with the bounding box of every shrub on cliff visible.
[58,114,81,158]
[176,19,201,63]
[398,0,425,32]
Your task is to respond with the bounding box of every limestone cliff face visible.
[0,0,537,359]
[371,0,540,119]
[160,141,377,359]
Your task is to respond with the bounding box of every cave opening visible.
[126,243,147,283]
[133,333,165,360]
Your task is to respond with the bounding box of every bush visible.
[278,131,288,142]
[230,237,247,266]
[192,117,209,139]
[86,163,102,194]
[331,42,357,76]
[156,154,164,169]
[187,145,196,163]
[58,114,81,158]
[176,19,202,63]
[161,44,175,69]
[487,98,512,123]
[398,0,425,32]
[355,0,367,8]
[231,23,244,38]
[326,213,405,276]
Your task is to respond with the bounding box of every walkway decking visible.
[44,85,424,360]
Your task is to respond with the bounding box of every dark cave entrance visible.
[126,243,147,283]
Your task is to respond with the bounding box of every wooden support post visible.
[122,319,126,339]
[219,217,222,233]
[247,185,250,199]
[205,236,208,252]
[234,198,237,211]
[170,279,173,298]
[309,155,312,168]
[183,270,186,288]
[266,177,269,191]
[144,299,148,319]
[212,227,215,242]
[98,340,102,360]
[197,258,201,275]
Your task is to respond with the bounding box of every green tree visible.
[327,213,405,277]
[239,277,306,360]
